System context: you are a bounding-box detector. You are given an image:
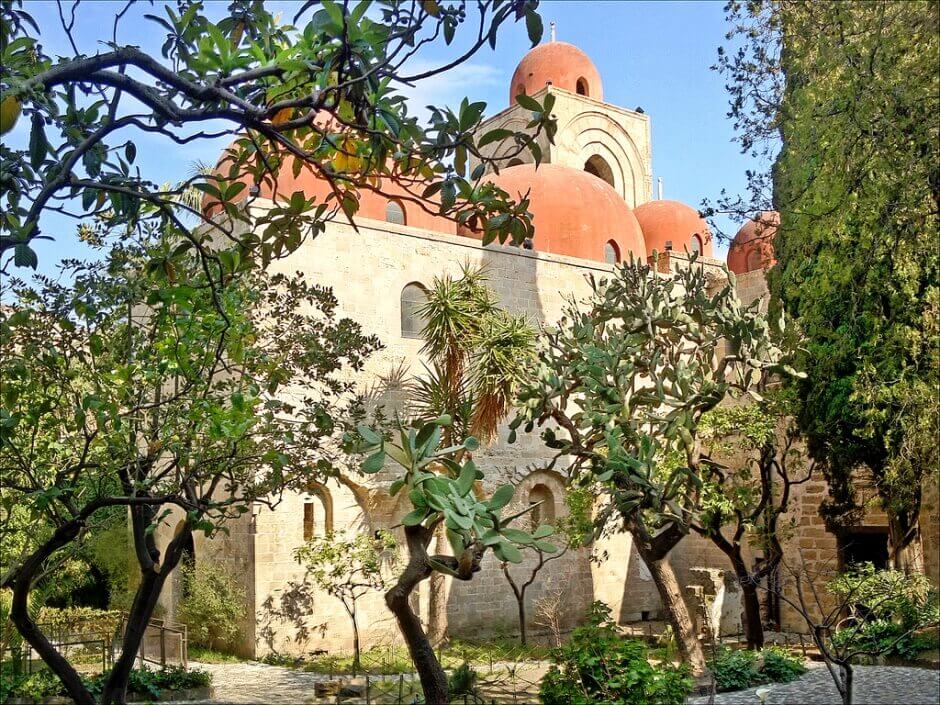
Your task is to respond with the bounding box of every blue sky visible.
[11,0,760,276]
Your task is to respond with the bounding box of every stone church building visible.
[159,38,940,658]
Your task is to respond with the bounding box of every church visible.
[161,35,939,659]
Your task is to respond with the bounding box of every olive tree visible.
[0,235,380,705]
[348,416,554,704]
[512,256,800,677]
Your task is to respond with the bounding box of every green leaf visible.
[463,436,480,451]
[357,424,382,445]
[13,243,37,269]
[525,10,543,47]
[361,450,385,473]
[477,128,515,148]
[498,540,523,563]
[516,94,543,113]
[532,524,554,539]
[401,507,427,526]
[456,461,477,497]
[389,479,406,496]
[29,113,47,169]
[486,484,514,511]
[534,540,558,553]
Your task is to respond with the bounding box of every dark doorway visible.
[839,529,889,571]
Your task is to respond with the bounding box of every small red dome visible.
[484,163,645,263]
[510,42,603,105]
[727,211,779,274]
[634,200,713,258]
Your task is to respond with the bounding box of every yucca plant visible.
[412,264,534,444]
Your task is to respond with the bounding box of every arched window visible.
[400,282,428,339]
[584,155,614,188]
[746,250,764,272]
[303,487,333,541]
[690,234,703,256]
[604,240,621,264]
[386,200,406,225]
[528,484,556,529]
[576,77,589,96]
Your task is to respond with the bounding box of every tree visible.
[763,556,939,705]
[293,529,396,673]
[500,485,592,646]
[1,0,555,274]
[409,264,536,645]
[512,256,798,678]
[693,395,813,649]
[715,1,940,567]
[349,416,555,704]
[0,235,380,705]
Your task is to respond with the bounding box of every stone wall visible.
[469,86,653,207]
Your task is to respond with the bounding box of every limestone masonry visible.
[156,36,938,659]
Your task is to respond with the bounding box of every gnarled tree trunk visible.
[637,546,708,678]
[386,525,448,704]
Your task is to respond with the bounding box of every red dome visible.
[727,211,779,274]
[634,200,714,258]
[510,42,603,105]
[484,163,645,263]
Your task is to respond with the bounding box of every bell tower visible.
[469,32,653,207]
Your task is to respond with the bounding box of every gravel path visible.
[689,663,940,705]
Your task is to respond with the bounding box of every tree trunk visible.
[739,577,764,650]
[720,545,765,650]
[517,591,528,646]
[386,526,449,705]
[348,602,361,675]
[426,527,449,647]
[839,662,853,705]
[640,550,708,678]
[6,522,96,705]
[101,524,191,705]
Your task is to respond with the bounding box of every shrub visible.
[759,646,806,683]
[710,646,806,692]
[828,564,940,660]
[176,560,246,652]
[448,662,481,702]
[1,666,211,700]
[539,602,692,705]
[711,648,760,692]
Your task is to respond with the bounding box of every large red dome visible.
[633,200,714,258]
[727,211,779,274]
[484,163,645,263]
[510,42,603,105]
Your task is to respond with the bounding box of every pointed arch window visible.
[576,77,589,96]
[604,240,621,264]
[303,487,333,541]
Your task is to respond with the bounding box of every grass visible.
[189,646,245,664]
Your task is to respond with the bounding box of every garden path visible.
[689,663,940,705]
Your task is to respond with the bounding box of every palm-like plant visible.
[411,264,534,444]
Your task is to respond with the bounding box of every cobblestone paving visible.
[689,663,940,705]
[185,660,939,704]
[189,659,547,704]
